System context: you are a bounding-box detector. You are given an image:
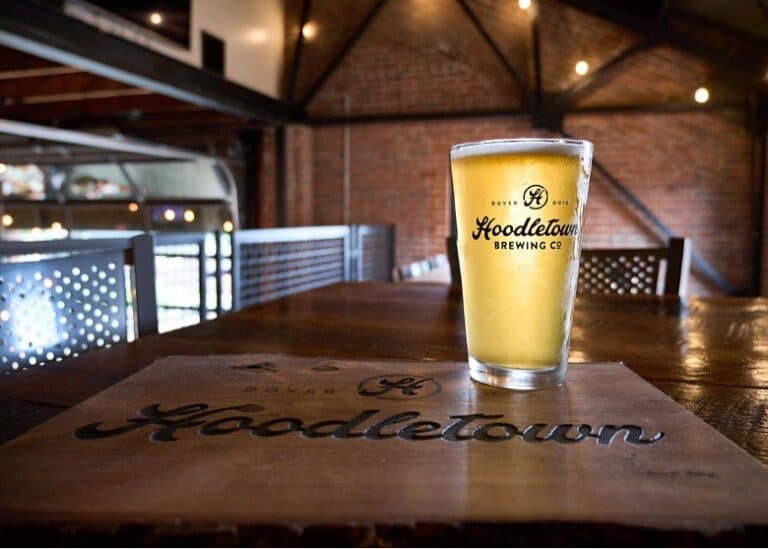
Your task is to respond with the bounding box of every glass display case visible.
[0,121,239,240]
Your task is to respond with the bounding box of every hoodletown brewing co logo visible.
[523,184,548,210]
[71,373,664,447]
[472,182,578,250]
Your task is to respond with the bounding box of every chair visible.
[578,237,692,296]
[0,235,157,371]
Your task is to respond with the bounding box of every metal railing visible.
[0,224,394,338]
[231,224,394,310]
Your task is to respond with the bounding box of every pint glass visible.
[450,139,593,390]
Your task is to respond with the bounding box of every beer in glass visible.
[449,138,593,390]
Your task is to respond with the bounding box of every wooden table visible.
[1,282,767,544]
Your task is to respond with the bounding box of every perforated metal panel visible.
[358,226,394,282]
[578,249,665,296]
[0,250,127,372]
[237,238,346,307]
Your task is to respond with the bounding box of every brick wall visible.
[306,0,522,117]
[285,125,314,226]
[311,112,754,295]
[258,127,278,228]
[276,0,762,295]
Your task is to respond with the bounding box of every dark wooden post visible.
[748,92,767,296]
[275,126,287,227]
[664,237,692,297]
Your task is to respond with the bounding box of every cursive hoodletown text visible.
[73,403,664,446]
[472,216,579,240]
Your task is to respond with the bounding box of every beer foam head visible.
[450,138,593,160]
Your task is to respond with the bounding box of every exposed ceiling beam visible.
[287,0,313,104]
[0,92,194,122]
[455,0,530,107]
[309,109,530,125]
[307,100,745,126]
[667,8,768,49]
[301,0,389,108]
[0,66,81,81]
[0,71,129,99]
[755,0,768,23]
[0,118,206,160]
[569,101,744,115]
[558,40,655,109]
[0,45,59,71]
[0,1,302,122]
[557,0,766,74]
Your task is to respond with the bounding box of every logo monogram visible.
[357,375,442,399]
[523,184,548,209]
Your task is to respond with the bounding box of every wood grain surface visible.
[1,282,767,544]
[2,355,767,538]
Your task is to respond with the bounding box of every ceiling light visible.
[518,0,532,9]
[163,208,176,222]
[51,221,62,230]
[222,220,234,233]
[301,22,317,40]
[149,12,163,25]
[694,87,710,104]
[575,60,589,76]
[183,209,195,223]
[1,214,12,227]
[128,202,139,213]
[249,29,268,44]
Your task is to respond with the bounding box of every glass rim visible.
[450,138,593,159]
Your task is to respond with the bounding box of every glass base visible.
[469,356,566,391]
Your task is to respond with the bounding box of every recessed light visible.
[694,87,710,104]
[301,22,317,40]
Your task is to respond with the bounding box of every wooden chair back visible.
[578,237,692,296]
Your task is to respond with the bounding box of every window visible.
[64,164,133,200]
[122,159,228,200]
[0,164,47,200]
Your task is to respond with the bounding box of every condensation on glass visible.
[450,138,593,390]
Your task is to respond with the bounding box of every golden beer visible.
[450,139,592,390]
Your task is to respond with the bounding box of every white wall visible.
[185,0,284,98]
[65,0,285,98]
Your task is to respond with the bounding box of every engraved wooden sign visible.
[1,355,768,538]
